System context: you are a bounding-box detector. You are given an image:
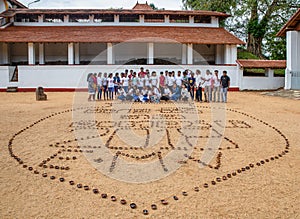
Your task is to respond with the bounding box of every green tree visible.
[182,0,300,59]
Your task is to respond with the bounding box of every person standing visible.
[121,73,129,93]
[220,70,230,103]
[188,72,196,100]
[107,73,115,100]
[87,73,96,101]
[212,70,221,102]
[97,72,103,100]
[195,70,203,102]
[203,70,212,102]
[159,72,165,94]
[113,73,121,96]
[167,71,175,92]
[102,73,108,100]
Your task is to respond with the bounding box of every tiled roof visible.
[277,9,300,37]
[0,26,245,44]
[132,2,153,10]
[8,0,27,8]
[0,8,230,18]
[237,59,286,69]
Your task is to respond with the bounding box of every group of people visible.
[87,67,231,103]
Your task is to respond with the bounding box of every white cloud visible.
[20,0,183,10]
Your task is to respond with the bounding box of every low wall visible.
[240,76,284,90]
[0,65,239,91]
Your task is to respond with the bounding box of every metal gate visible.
[291,71,300,89]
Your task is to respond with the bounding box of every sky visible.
[19,0,184,10]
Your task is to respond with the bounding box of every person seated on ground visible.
[160,85,171,101]
[117,86,126,101]
[149,86,160,103]
[181,85,190,101]
[170,84,181,101]
[133,88,141,102]
[125,85,134,101]
[140,86,150,102]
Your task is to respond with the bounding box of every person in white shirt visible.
[107,73,115,100]
[160,85,171,101]
[195,70,203,102]
[117,86,126,101]
[181,85,190,101]
[203,70,213,102]
[102,72,108,100]
[212,70,221,102]
[144,74,151,88]
[175,71,183,87]
[121,73,129,93]
[137,75,144,92]
[166,72,175,92]
[97,72,103,100]
[150,71,158,88]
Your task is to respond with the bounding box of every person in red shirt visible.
[138,67,147,78]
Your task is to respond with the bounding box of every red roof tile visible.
[277,9,300,37]
[237,59,286,69]
[0,26,245,44]
[0,8,230,18]
[132,2,153,10]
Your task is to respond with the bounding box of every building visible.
[277,9,300,90]
[0,0,249,91]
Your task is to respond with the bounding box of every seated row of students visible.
[87,67,230,102]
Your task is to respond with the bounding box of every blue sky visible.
[19,0,183,10]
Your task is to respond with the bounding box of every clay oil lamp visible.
[151,204,157,210]
[77,184,82,188]
[143,210,149,215]
[194,187,200,192]
[120,199,127,205]
[69,181,75,185]
[111,196,117,202]
[101,194,107,199]
[42,173,47,177]
[50,176,55,180]
[130,203,137,209]
[161,200,168,205]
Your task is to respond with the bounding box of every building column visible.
[64,15,69,23]
[189,16,194,24]
[181,44,187,65]
[165,15,169,23]
[286,31,299,89]
[147,43,154,64]
[2,43,9,64]
[107,43,115,65]
[187,43,193,65]
[74,43,80,65]
[224,45,237,64]
[140,15,145,23]
[114,15,119,23]
[68,43,74,65]
[39,43,45,65]
[28,42,35,65]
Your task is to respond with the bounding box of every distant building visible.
[277,9,300,90]
[0,1,283,91]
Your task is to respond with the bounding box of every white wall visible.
[0,66,9,88]
[10,65,238,89]
[238,68,284,90]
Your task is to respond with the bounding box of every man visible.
[166,71,175,92]
[195,69,203,102]
[212,70,221,102]
[203,70,212,102]
[138,67,147,78]
[220,70,230,103]
[188,72,196,100]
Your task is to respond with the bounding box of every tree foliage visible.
[182,0,300,60]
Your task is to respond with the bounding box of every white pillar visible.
[64,15,69,23]
[68,43,74,65]
[2,43,9,64]
[285,31,299,89]
[39,43,45,65]
[114,15,119,23]
[211,16,219,27]
[147,42,154,64]
[28,42,35,65]
[187,43,193,65]
[107,43,114,65]
[181,44,187,65]
[74,43,80,65]
[189,16,194,24]
[89,15,94,23]
[140,15,145,23]
[165,15,169,23]
[224,45,237,64]
[38,15,43,23]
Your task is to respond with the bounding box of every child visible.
[181,85,189,101]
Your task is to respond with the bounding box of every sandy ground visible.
[0,91,299,219]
